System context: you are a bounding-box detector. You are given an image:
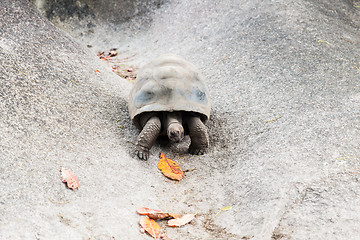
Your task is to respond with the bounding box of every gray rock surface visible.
[32,0,165,24]
[1,0,360,239]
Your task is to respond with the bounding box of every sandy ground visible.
[1,0,360,239]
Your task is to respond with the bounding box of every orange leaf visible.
[137,207,177,220]
[137,207,163,215]
[148,213,172,220]
[157,153,183,181]
[60,167,79,190]
[139,216,161,238]
[161,234,172,240]
[168,214,195,227]
[168,213,181,219]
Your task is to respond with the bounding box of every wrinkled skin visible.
[135,112,209,160]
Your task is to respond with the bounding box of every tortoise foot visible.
[135,145,150,160]
[189,145,206,155]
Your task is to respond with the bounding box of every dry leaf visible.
[137,207,163,215]
[168,213,181,219]
[148,213,173,220]
[109,49,118,57]
[137,207,178,220]
[158,152,183,181]
[97,49,118,59]
[168,214,195,227]
[161,233,172,240]
[60,167,79,190]
[139,216,161,238]
[97,51,105,58]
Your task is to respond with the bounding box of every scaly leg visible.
[187,116,209,155]
[135,115,161,160]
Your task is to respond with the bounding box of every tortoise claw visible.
[135,146,149,160]
[189,146,206,155]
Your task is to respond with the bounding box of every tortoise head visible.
[167,122,184,143]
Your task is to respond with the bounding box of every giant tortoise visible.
[128,54,211,160]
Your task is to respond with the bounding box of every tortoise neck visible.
[165,112,182,127]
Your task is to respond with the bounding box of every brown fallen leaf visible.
[97,49,118,59]
[137,207,163,215]
[150,213,170,220]
[101,56,111,61]
[160,233,172,240]
[97,51,105,58]
[168,213,181,219]
[109,49,118,57]
[139,216,161,238]
[158,152,183,181]
[168,214,195,227]
[60,167,79,190]
[137,207,180,220]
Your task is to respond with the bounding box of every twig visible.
[317,40,329,44]
[71,79,79,85]
[354,65,360,73]
[12,66,27,75]
[211,206,232,220]
[266,115,283,122]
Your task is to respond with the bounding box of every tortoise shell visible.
[128,54,211,129]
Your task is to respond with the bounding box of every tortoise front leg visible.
[135,116,161,160]
[187,116,209,155]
